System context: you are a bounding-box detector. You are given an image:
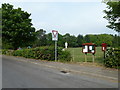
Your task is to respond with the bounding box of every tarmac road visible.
[2,55,118,88]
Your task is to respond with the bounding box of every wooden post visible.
[92,54,95,63]
[85,53,87,62]
[72,48,74,62]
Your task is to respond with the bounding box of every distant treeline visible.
[33,29,119,48]
[2,28,119,49]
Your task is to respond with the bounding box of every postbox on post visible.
[101,43,107,59]
[101,43,107,51]
[82,43,96,63]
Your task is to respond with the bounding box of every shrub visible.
[2,49,8,55]
[2,49,14,55]
[33,46,55,60]
[58,49,71,62]
[104,48,120,69]
[13,50,23,56]
[9,46,71,61]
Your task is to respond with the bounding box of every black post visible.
[92,53,95,63]
[104,51,105,59]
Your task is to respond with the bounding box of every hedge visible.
[2,49,14,55]
[104,48,120,69]
[2,46,71,61]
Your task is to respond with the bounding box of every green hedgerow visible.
[3,46,71,61]
[104,48,120,69]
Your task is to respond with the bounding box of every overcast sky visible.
[1,0,118,36]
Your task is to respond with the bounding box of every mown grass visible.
[67,47,104,64]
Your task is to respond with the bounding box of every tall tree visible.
[104,1,120,33]
[76,34,83,47]
[58,33,64,47]
[2,3,36,49]
[63,33,77,47]
[46,33,54,46]
[112,34,119,47]
[103,1,120,47]
[84,35,90,43]
[34,29,47,47]
[0,8,2,49]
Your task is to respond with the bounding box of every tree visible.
[2,3,36,49]
[0,8,2,49]
[34,29,47,47]
[104,1,120,32]
[57,33,64,47]
[76,34,84,47]
[112,34,119,47]
[103,1,120,47]
[84,35,90,43]
[83,34,114,46]
[63,33,77,47]
[46,33,54,46]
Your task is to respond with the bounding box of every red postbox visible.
[101,43,107,51]
[82,43,96,54]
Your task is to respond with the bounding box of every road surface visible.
[2,56,118,88]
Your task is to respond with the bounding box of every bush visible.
[104,48,120,69]
[58,49,71,62]
[2,49,14,55]
[33,46,55,60]
[13,49,23,56]
[2,49,7,55]
[6,46,72,61]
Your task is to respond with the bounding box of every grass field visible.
[67,47,104,64]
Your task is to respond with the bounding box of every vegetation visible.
[2,3,36,49]
[1,47,105,64]
[104,1,120,47]
[33,30,115,48]
[104,1,120,33]
[2,46,71,62]
[0,8,2,49]
[1,3,120,69]
[104,48,120,69]
[103,1,120,69]
[1,3,117,50]
[67,47,104,63]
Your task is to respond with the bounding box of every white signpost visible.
[52,30,58,61]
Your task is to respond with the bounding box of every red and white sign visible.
[52,30,58,41]
[101,43,107,51]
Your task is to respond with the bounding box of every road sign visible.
[52,30,58,41]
